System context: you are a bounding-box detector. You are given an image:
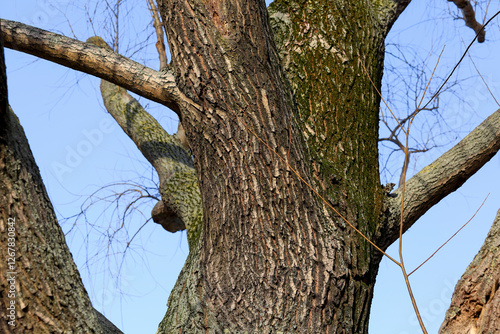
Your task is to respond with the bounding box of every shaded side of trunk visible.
[440,209,500,333]
[0,34,120,334]
[269,0,390,330]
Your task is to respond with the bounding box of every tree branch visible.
[1,19,181,113]
[147,0,168,70]
[2,39,121,333]
[87,35,203,247]
[100,77,202,243]
[440,208,500,333]
[381,108,500,249]
[94,308,124,334]
[392,0,413,20]
[449,0,486,43]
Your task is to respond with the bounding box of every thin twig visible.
[115,0,122,53]
[397,48,444,186]
[421,11,500,111]
[408,194,489,276]
[482,0,492,24]
[393,45,444,334]
[467,47,500,107]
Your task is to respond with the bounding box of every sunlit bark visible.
[1,1,499,333]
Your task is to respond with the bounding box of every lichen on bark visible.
[87,36,204,249]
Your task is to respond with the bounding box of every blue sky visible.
[3,1,500,333]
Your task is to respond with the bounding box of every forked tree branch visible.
[0,19,181,112]
[381,107,500,249]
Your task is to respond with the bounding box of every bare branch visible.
[87,36,202,246]
[147,0,168,70]
[449,0,486,42]
[115,0,122,52]
[381,107,500,249]
[1,19,181,113]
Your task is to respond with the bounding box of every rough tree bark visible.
[1,0,498,333]
[440,209,500,333]
[0,27,122,334]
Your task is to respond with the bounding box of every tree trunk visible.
[2,1,499,333]
[440,209,500,333]
[155,0,397,332]
[0,28,121,334]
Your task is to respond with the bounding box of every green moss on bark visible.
[269,0,388,330]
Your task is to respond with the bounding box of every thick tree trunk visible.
[268,0,395,330]
[1,1,498,333]
[159,0,332,332]
[155,0,397,332]
[439,209,500,333]
[0,30,121,334]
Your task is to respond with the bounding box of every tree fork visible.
[2,1,500,333]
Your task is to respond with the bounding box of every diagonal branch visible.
[100,75,202,246]
[449,0,486,43]
[94,308,124,334]
[87,36,203,248]
[380,107,500,249]
[1,19,181,113]
[391,0,413,20]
